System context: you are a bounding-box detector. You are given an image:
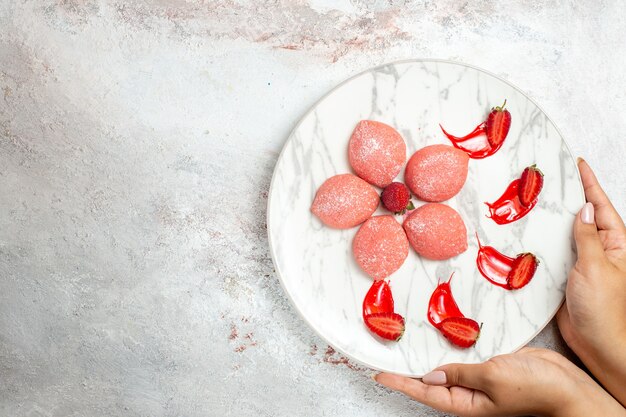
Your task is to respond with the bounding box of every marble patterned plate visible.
[267,59,584,377]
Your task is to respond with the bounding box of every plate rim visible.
[266,58,585,376]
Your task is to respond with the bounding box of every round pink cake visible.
[353,215,409,280]
[405,144,469,202]
[311,174,379,229]
[348,120,406,188]
[403,203,468,260]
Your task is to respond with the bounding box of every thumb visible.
[424,362,492,390]
[574,202,605,264]
[578,158,626,232]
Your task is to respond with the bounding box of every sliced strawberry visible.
[438,317,481,348]
[507,253,539,290]
[364,312,405,341]
[362,280,394,316]
[486,100,512,148]
[518,165,544,206]
[381,182,413,214]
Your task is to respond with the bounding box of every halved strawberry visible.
[486,100,512,148]
[364,312,405,341]
[362,280,394,316]
[507,253,539,290]
[381,182,414,214]
[438,317,481,348]
[518,165,544,206]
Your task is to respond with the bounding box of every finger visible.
[574,202,606,264]
[433,362,493,390]
[578,159,625,232]
[375,373,490,414]
[375,373,452,406]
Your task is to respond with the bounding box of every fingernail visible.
[422,370,447,385]
[371,373,379,382]
[577,157,584,164]
[581,202,595,224]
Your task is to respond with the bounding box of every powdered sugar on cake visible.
[405,144,469,202]
[352,215,409,280]
[348,120,406,188]
[311,174,379,229]
[403,203,468,260]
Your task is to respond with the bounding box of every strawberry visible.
[507,253,539,290]
[362,280,394,316]
[518,165,544,206]
[438,317,481,348]
[364,312,405,341]
[381,182,414,214]
[486,100,512,148]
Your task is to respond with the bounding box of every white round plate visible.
[267,59,584,376]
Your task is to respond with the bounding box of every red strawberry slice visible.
[518,165,544,206]
[507,253,539,290]
[362,280,394,316]
[364,312,405,341]
[486,100,512,148]
[381,182,414,214]
[438,317,481,348]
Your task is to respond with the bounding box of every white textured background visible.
[1,1,625,416]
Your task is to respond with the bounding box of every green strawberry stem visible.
[494,99,507,112]
[476,322,484,342]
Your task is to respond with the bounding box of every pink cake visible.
[311,174,379,229]
[353,215,409,280]
[348,120,406,188]
[403,203,468,260]
[405,144,469,202]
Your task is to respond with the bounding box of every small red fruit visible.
[364,312,405,341]
[486,100,512,148]
[437,317,481,348]
[518,165,544,206]
[507,253,539,290]
[362,280,394,316]
[381,182,413,214]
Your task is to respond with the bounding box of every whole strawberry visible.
[381,182,414,214]
[486,100,512,148]
[518,165,544,206]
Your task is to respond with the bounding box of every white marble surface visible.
[269,60,583,376]
[1,1,625,416]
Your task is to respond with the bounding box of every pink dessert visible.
[404,144,469,202]
[311,174,379,229]
[353,215,409,280]
[403,203,468,260]
[348,120,406,188]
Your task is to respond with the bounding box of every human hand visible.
[556,158,626,406]
[375,347,625,417]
